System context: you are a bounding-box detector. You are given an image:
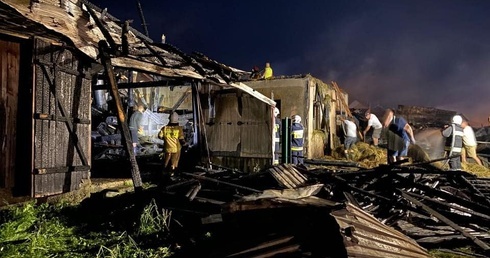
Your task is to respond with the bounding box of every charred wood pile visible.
[131,162,489,257]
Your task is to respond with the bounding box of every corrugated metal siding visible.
[32,38,91,197]
[206,92,271,157]
[239,94,271,157]
[207,93,240,152]
[331,203,430,258]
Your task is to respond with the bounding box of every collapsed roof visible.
[0,0,275,106]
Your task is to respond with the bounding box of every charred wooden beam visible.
[182,172,261,193]
[110,57,204,79]
[331,175,392,202]
[143,41,168,66]
[34,113,90,124]
[92,79,190,90]
[401,191,490,253]
[34,166,90,175]
[394,174,490,214]
[35,58,91,79]
[84,3,118,54]
[403,191,490,222]
[153,42,207,75]
[121,20,130,56]
[458,175,490,207]
[304,158,360,168]
[98,40,143,192]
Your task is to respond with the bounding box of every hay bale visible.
[310,130,326,159]
[462,163,490,178]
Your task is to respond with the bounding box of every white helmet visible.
[170,112,179,123]
[273,107,280,117]
[452,115,462,125]
[292,115,301,123]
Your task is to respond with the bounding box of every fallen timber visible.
[84,159,490,257]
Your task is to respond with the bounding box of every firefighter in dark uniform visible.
[442,115,464,170]
[291,115,304,165]
[273,107,281,165]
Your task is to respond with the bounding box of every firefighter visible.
[291,115,304,165]
[442,115,464,170]
[158,112,185,176]
[273,107,281,165]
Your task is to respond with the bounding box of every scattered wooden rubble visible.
[127,159,489,258]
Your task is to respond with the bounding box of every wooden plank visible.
[111,57,204,79]
[401,191,490,252]
[34,166,90,175]
[99,41,143,191]
[33,113,90,124]
[332,81,352,118]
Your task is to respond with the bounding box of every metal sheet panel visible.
[331,203,430,258]
[205,91,271,158]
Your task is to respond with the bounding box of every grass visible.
[0,199,173,258]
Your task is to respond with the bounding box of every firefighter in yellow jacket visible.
[158,112,185,174]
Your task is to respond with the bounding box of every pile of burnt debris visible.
[96,160,490,257]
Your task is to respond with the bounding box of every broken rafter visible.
[401,191,490,253]
[98,40,143,192]
[111,56,204,80]
[181,172,261,193]
[84,3,118,54]
[143,41,168,66]
[92,79,189,90]
[154,42,207,75]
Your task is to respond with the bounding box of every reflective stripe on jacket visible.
[158,125,184,153]
[444,124,464,154]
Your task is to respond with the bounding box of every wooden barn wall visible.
[0,39,19,188]
[32,38,91,197]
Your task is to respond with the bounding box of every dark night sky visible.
[91,0,490,126]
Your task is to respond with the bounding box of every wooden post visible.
[98,40,143,192]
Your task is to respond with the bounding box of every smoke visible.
[413,128,446,160]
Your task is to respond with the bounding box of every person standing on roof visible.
[262,62,273,79]
[158,112,186,176]
[273,107,281,165]
[461,119,483,166]
[382,108,416,164]
[442,115,464,170]
[291,115,304,165]
[363,111,383,146]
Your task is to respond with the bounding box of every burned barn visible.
[0,0,276,201]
